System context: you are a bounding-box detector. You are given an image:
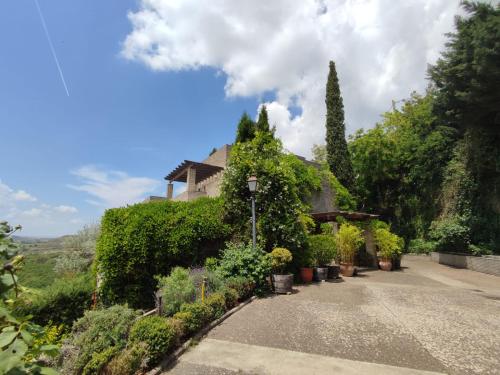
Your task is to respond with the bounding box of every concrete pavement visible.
[165,256,500,375]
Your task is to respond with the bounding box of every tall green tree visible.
[235,113,255,143]
[428,1,500,249]
[325,61,354,190]
[256,105,270,132]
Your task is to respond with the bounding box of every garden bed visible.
[431,252,500,277]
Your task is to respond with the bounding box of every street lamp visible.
[247,176,258,248]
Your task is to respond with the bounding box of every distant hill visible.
[13,235,74,254]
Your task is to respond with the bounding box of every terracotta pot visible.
[272,274,293,294]
[313,267,328,281]
[300,267,313,283]
[340,262,355,277]
[379,258,392,271]
[327,265,340,279]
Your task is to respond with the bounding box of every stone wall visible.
[431,252,500,277]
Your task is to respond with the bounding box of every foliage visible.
[17,252,60,289]
[325,60,354,190]
[256,105,270,132]
[221,131,317,255]
[129,316,177,365]
[269,248,293,275]
[15,273,94,327]
[235,113,256,143]
[105,343,146,375]
[407,239,437,255]
[374,228,403,259]
[349,92,457,242]
[219,287,238,310]
[60,305,138,374]
[96,197,232,308]
[1,221,59,375]
[174,302,212,335]
[468,244,493,256]
[204,257,218,272]
[156,267,196,317]
[308,235,337,266]
[215,242,271,290]
[320,223,334,235]
[322,167,357,210]
[189,268,224,301]
[428,1,500,251]
[82,346,118,375]
[335,223,364,264]
[204,292,226,319]
[222,276,255,301]
[429,216,471,253]
[55,224,99,276]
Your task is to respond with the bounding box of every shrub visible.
[96,197,233,308]
[174,302,213,334]
[204,257,219,272]
[216,242,271,290]
[223,276,255,301]
[129,316,177,365]
[16,272,94,327]
[205,292,226,319]
[190,268,224,300]
[82,346,118,375]
[60,305,138,374]
[220,287,239,310]
[156,267,196,316]
[374,228,403,259]
[335,223,364,264]
[429,216,470,253]
[269,248,293,274]
[105,343,147,375]
[308,235,336,266]
[468,244,493,256]
[408,239,436,254]
[320,223,334,235]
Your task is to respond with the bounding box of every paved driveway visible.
[166,256,500,375]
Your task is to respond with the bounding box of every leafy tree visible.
[221,131,319,256]
[349,92,456,241]
[235,113,255,143]
[325,61,354,189]
[256,105,270,132]
[428,1,500,250]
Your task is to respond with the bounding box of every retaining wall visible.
[431,252,500,277]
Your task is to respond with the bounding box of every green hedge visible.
[96,197,233,308]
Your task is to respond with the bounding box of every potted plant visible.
[298,248,314,283]
[335,223,364,277]
[269,247,293,293]
[309,234,337,281]
[374,228,403,271]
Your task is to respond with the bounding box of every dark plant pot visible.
[340,262,355,277]
[300,267,313,283]
[392,255,401,270]
[327,265,340,279]
[379,258,392,271]
[313,267,328,281]
[272,274,293,294]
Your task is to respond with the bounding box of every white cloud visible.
[122,0,461,156]
[69,165,161,207]
[12,190,37,202]
[54,205,78,214]
[0,179,84,237]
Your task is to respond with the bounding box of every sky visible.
[0,0,464,237]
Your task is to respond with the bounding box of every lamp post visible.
[247,176,258,248]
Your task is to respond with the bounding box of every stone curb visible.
[146,295,258,375]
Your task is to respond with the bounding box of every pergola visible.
[164,160,224,198]
[311,210,380,268]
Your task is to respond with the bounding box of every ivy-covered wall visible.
[96,197,233,308]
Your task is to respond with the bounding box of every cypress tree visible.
[325,61,354,189]
[235,113,255,143]
[256,105,270,132]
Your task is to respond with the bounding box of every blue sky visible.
[0,0,461,236]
